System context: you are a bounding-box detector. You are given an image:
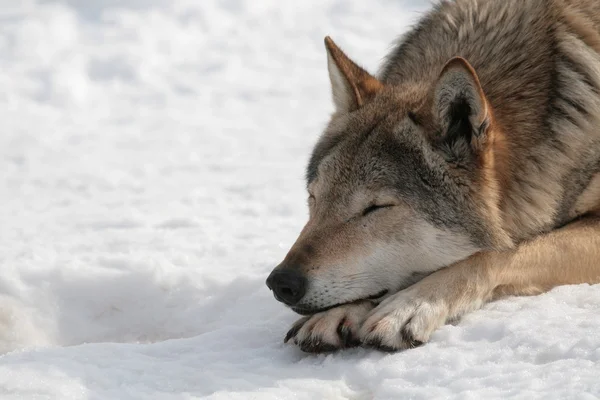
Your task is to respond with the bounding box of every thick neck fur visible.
[382,0,600,245]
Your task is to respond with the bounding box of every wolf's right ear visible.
[324,36,383,113]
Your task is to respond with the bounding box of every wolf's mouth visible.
[291,289,389,315]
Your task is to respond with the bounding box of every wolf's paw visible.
[359,286,448,351]
[284,301,374,353]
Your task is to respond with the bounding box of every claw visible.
[363,337,398,352]
[336,318,359,348]
[400,326,424,349]
[298,338,337,353]
[284,318,308,343]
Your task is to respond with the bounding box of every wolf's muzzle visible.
[266,268,307,306]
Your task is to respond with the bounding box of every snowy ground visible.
[1,0,600,398]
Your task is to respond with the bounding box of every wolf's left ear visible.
[324,36,383,113]
[433,57,490,151]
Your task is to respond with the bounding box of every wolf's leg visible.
[359,215,600,351]
[284,301,374,353]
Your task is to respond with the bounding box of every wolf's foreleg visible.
[359,215,600,351]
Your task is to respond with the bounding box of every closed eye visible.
[362,204,394,216]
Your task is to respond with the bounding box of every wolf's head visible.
[267,37,511,315]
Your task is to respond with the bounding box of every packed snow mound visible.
[1,0,600,399]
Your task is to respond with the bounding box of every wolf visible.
[266,0,600,352]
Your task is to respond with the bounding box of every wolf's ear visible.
[324,36,383,113]
[433,57,490,152]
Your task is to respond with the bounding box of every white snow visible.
[1,0,600,399]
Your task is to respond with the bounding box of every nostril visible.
[265,275,274,291]
[265,268,307,306]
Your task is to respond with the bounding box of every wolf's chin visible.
[291,289,389,315]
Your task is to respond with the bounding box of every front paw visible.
[284,301,374,353]
[359,287,448,351]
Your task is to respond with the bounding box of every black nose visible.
[266,268,307,306]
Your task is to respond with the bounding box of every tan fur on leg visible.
[360,215,600,351]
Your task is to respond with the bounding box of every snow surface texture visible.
[1,0,600,399]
